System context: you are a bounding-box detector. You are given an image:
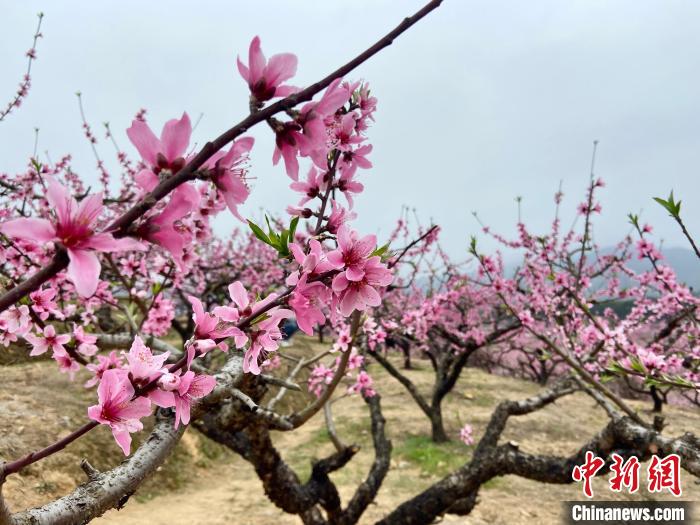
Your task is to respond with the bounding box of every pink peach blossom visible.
[237,36,298,102]
[136,183,200,270]
[0,177,143,296]
[332,256,393,316]
[0,305,30,335]
[205,137,253,220]
[289,273,330,336]
[125,336,169,383]
[73,324,98,357]
[243,309,292,375]
[24,324,70,357]
[127,112,192,189]
[171,371,217,428]
[327,225,377,282]
[87,369,153,455]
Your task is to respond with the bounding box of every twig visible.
[260,374,301,391]
[230,388,293,430]
[389,225,439,269]
[324,401,347,452]
[287,311,361,428]
[0,13,44,123]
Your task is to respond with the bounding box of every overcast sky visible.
[1,0,698,259]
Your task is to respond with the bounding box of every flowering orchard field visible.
[0,2,699,524]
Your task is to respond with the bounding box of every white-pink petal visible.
[0,218,56,242]
[126,119,161,166]
[160,112,191,162]
[66,248,101,297]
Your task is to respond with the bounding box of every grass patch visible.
[309,427,331,446]
[394,435,468,476]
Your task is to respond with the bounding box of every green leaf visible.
[643,376,663,388]
[265,216,280,247]
[248,220,272,246]
[671,376,695,388]
[249,312,271,326]
[605,361,625,375]
[599,372,617,383]
[279,229,290,257]
[629,357,647,375]
[537,350,552,361]
[469,236,478,254]
[126,302,138,320]
[370,242,390,258]
[653,190,681,218]
[289,216,299,240]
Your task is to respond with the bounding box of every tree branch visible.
[340,393,392,525]
[287,311,361,429]
[370,348,432,417]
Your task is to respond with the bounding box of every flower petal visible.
[236,56,250,83]
[126,119,161,166]
[160,112,191,162]
[0,218,56,242]
[75,193,104,227]
[248,36,265,85]
[188,374,217,398]
[85,233,145,252]
[45,176,75,226]
[359,284,381,307]
[280,144,299,181]
[265,53,298,87]
[274,85,300,97]
[228,281,249,310]
[66,248,101,297]
[134,169,159,193]
[112,428,132,456]
[118,397,152,420]
[149,389,176,408]
[158,183,199,224]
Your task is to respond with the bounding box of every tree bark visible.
[650,385,664,413]
[402,344,412,369]
[429,405,449,443]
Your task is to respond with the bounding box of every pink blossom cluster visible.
[308,340,376,399]
[0,35,395,456]
[86,336,216,454]
[188,222,393,375]
[459,423,474,446]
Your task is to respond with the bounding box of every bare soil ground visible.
[2,338,699,524]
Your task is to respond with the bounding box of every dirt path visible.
[97,464,298,525]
